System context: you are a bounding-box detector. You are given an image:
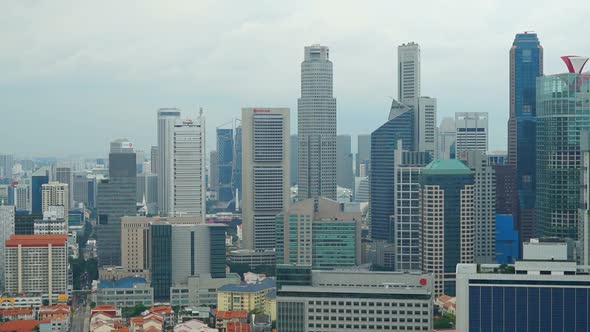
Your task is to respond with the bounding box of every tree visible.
[122,304,148,318]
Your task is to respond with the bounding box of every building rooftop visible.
[99,277,148,289]
[423,159,472,175]
[0,320,40,332]
[214,310,248,320]
[5,234,68,247]
[218,278,275,293]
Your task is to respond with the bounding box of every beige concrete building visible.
[41,182,69,225]
[121,216,197,273]
[241,108,290,250]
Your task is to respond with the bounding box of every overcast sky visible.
[1,0,589,158]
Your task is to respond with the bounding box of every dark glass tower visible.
[31,170,49,214]
[508,32,543,245]
[97,149,137,266]
[369,100,414,242]
[151,223,172,302]
[217,128,234,202]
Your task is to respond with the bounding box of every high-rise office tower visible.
[436,117,456,159]
[14,184,30,211]
[370,100,414,242]
[41,182,69,226]
[417,96,437,157]
[55,167,73,208]
[157,108,181,216]
[209,151,218,194]
[0,205,15,292]
[232,126,242,201]
[135,150,145,174]
[421,159,475,296]
[297,44,337,201]
[31,168,50,214]
[336,135,354,190]
[170,118,206,220]
[136,173,158,215]
[242,107,290,250]
[110,138,134,153]
[398,42,421,109]
[73,173,89,207]
[508,32,543,245]
[462,150,496,264]
[455,112,488,158]
[356,134,370,177]
[579,131,590,272]
[290,135,298,186]
[0,154,13,179]
[217,128,234,202]
[537,57,590,239]
[393,150,431,272]
[150,145,159,174]
[96,139,137,266]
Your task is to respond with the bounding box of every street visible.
[71,291,90,332]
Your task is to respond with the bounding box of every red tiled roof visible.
[227,322,251,332]
[93,304,117,311]
[437,295,453,303]
[0,320,40,332]
[215,310,248,320]
[5,234,67,247]
[0,308,33,316]
[149,305,172,315]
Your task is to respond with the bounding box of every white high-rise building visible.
[398,42,421,109]
[170,118,206,221]
[41,182,69,225]
[455,112,489,158]
[0,205,15,292]
[462,150,497,264]
[55,167,73,208]
[157,108,181,216]
[242,108,290,250]
[297,44,337,201]
[437,117,456,159]
[417,96,437,157]
[14,184,30,211]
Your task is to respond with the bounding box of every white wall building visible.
[157,108,181,216]
[398,42,421,109]
[242,107,290,250]
[455,112,489,158]
[0,205,15,292]
[14,184,30,211]
[41,182,69,225]
[437,117,456,159]
[417,96,437,158]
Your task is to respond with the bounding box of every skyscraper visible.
[14,184,30,211]
[355,134,370,177]
[96,139,137,266]
[209,151,218,195]
[297,44,337,201]
[421,159,475,296]
[417,96,437,157]
[41,182,69,226]
[370,100,414,242]
[508,32,543,245]
[171,118,206,220]
[398,42,421,109]
[157,108,181,216]
[31,168,50,214]
[290,135,298,186]
[55,167,73,208]
[217,128,234,203]
[242,107,290,250]
[455,112,488,158]
[336,135,354,190]
[150,145,159,174]
[232,125,242,201]
[0,154,13,179]
[393,150,431,272]
[462,150,496,264]
[537,57,590,239]
[436,117,456,159]
[0,205,15,292]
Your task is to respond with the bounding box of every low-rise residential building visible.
[0,320,40,332]
[148,306,174,328]
[178,307,211,325]
[213,310,248,331]
[0,308,34,321]
[173,319,218,332]
[170,273,241,308]
[95,277,153,307]
[277,270,434,332]
[434,295,456,315]
[39,315,70,332]
[38,304,71,321]
[129,313,163,332]
[217,278,276,313]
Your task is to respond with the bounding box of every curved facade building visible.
[536,67,590,238]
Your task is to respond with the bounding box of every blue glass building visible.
[31,172,49,214]
[216,128,234,202]
[496,214,519,264]
[508,32,543,244]
[369,100,414,242]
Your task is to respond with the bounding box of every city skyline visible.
[2,1,590,156]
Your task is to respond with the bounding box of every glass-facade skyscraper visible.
[536,70,590,238]
[508,32,543,244]
[370,100,414,243]
[216,128,234,203]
